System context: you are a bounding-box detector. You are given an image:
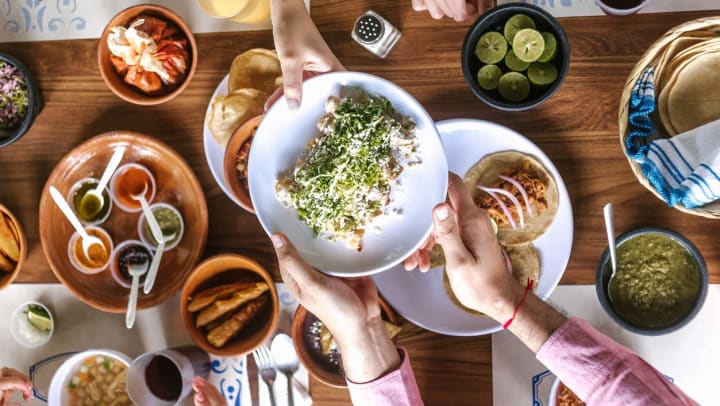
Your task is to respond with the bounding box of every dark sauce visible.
[145,355,182,401]
[118,245,152,282]
[598,0,643,9]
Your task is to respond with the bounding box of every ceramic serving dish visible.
[180,254,279,357]
[97,4,197,105]
[39,131,208,313]
[223,115,263,213]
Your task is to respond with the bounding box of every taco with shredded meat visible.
[464,151,558,245]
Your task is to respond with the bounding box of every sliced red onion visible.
[476,186,518,230]
[498,175,535,218]
[477,186,525,229]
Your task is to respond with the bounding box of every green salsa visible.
[72,180,111,223]
[145,207,182,246]
[606,233,700,329]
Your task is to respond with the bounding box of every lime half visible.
[475,31,508,65]
[538,32,558,63]
[527,62,558,86]
[27,305,52,332]
[498,72,530,102]
[504,49,530,72]
[504,14,536,44]
[477,65,503,90]
[512,28,545,63]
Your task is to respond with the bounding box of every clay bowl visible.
[180,254,279,357]
[98,4,197,105]
[223,115,263,213]
[39,131,208,313]
[0,204,27,290]
[291,296,398,388]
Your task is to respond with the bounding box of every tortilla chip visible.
[188,282,259,313]
[443,243,540,317]
[195,282,269,328]
[0,215,19,262]
[206,294,269,348]
[0,252,15,273]
[666,51,720,134]
[464,151,559,246]
[207,88,266,147]
[228,49,283,95]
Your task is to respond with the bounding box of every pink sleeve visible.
[346,348,423,406]
[536,318,698,405]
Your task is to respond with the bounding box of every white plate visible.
[249,72,448,276]
[373,119,574,336]
[202,74,244,207]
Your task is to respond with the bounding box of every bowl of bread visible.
[180,254,279,356]
[0,204,26,289]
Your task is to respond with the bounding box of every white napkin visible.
[641,118,720,208]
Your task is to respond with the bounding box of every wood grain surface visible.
[1,3,719,405]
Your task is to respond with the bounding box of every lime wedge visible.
[498,72,530,102]
[504,14,536,44]
[538,32,558,63]
[475,31,508,65]
[527,62,558,86]
[504,48,530,72]
[477,64,503,90]
[27,306,52,332]
[512,29,545,63]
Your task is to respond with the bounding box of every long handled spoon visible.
[82,146,126,218]
[50,186,104,259]
[125,260,149,329]
[131,183,171,294]
[603,203,618,302]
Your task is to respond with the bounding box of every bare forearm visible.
[270,0,306,23]
[336,316,401,383]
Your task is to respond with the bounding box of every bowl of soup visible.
[596,227,708,335]
[48,349,133,406]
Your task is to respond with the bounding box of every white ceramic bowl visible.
[248,71,448,276]
[47,349,132,406]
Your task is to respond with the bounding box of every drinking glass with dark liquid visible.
[596,0,650,16]
[127,346,210,405]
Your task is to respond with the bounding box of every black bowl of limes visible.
[461,3,569,111]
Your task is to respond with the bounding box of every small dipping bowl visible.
[67,177,113,225]
[596,227,708,335]
[110,240,154,288]
[548,377,584,406]
[109,163,156,213]
[10,301,54,348]
[67,226,113,275]
[137,202,184,251]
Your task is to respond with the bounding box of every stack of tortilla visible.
[655,33,720,136]
[207,49,283,147]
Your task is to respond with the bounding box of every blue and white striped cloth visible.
[625,68,720,208]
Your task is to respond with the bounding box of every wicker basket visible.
[619,17,720,218]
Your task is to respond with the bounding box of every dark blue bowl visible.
[461,3,570,111]
[596,227,708,336]
[0,53,43,148]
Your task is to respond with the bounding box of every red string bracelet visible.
[503,279,535,329]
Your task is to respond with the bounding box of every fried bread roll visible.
[0,216,19,262]
[188,282,258,312]
[195,282,268,328]
[207,294,269,348]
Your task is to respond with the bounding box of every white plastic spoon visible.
[125,260,149,329]
[603,203,619,303]
[82,146,125,218]
[50,186,104,259]
[131,183,170,294]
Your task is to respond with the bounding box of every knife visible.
[247,352,260,405]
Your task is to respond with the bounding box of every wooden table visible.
[1,2,719,405]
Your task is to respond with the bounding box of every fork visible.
[252,344,277,406]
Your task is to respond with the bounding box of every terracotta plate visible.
[39,132,208,313]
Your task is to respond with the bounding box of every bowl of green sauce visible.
[596,227,708,335]
[137,203,184,251]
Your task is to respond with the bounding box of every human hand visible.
[0,367,32,406]
[407,173,524,320]
[412,0,493,21]
[192,377,225,406]
[268,0,344,110]
[271,233,400,383]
